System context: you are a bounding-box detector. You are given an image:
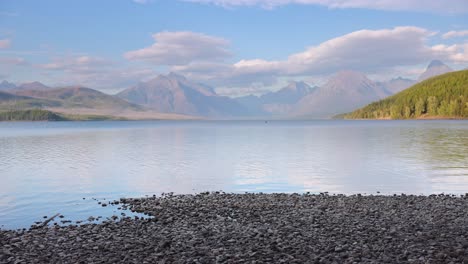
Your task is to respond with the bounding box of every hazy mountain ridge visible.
[377,77,416,94]
[0,60,457,120]
[15,86,143,110]
[418,60,453,82]
[291,71,390,118]
[0,81,51,91]
[0,91,29,101]
[0,81,17,90]
[235,81,316,116]
[0,86,196,120]
[117,73,250,117]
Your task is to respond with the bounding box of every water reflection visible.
[0,120,467,229]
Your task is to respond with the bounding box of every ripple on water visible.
[0,120,467,229]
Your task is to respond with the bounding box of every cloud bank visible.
[126,27,467,89]
[124,31,231,65]
[3,27,467,93]
[443,30,468,39]
[182,0,468,13]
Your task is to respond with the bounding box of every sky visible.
[0,0,467,95]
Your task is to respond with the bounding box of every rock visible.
[1,193,467,263]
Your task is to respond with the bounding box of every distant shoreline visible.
[1,109,466,122]
[0,109,201,122]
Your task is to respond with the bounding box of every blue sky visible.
[0,0,467,95]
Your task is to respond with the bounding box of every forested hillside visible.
[343,70,468,119]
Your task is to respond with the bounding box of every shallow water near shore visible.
[0,120,467,229]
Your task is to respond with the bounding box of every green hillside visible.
[0,109,67,121]
[0,109,127,121]
[343,70,468,119]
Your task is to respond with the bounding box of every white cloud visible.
[124,31,231,65]
[133,0,149,4]
[234,26,468,76]
[431,43,468,63]
[443,30,468,39]
[0,39,11,49]
[182,0,468,13]
[285,26,436,74]
[166,27,468,91]
[15,26,465,94]
[171,60,281,87]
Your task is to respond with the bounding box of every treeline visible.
[0,109,67,121]
[345,70,468,119]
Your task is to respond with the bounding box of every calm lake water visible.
[0,120,467,229]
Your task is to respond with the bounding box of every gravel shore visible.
[1,193,468,263]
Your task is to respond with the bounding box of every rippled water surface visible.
[1,120,467,229]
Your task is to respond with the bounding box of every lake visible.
[0,120,467,229]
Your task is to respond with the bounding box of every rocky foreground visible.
[1,193,468,263]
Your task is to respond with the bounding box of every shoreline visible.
[1,193,468,263]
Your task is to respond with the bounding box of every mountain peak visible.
[0,80,17,90]
[427,60,445,69]
[147,72,188,85]
[117,73,246,117]
[167,72,187,81]
[418,60,452,82]
[18,81,50,90]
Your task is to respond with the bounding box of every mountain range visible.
[236,81,317,116]
[291,70,390,118]
[0,80,51,91]
[0,85,194,120]
[117,73,250,118]
[0,60,456,120]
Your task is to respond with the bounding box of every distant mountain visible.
[117,73,249,117]
[0,81,52,92]
[418,60,453,82]
[236,81,316,116]
[343,70,468,119]
[0,84,196,120]
[378,77,416,94]
[235,95,264,115]
[0,89,62,110]
[0,81,16,90]
[292,71,390,118]
[16,86,142,110]
[0,91,20,100]
[261,81,315,104]
[17,81,51,91]
[2,85,142,113]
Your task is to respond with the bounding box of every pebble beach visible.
[1,193,468,263]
